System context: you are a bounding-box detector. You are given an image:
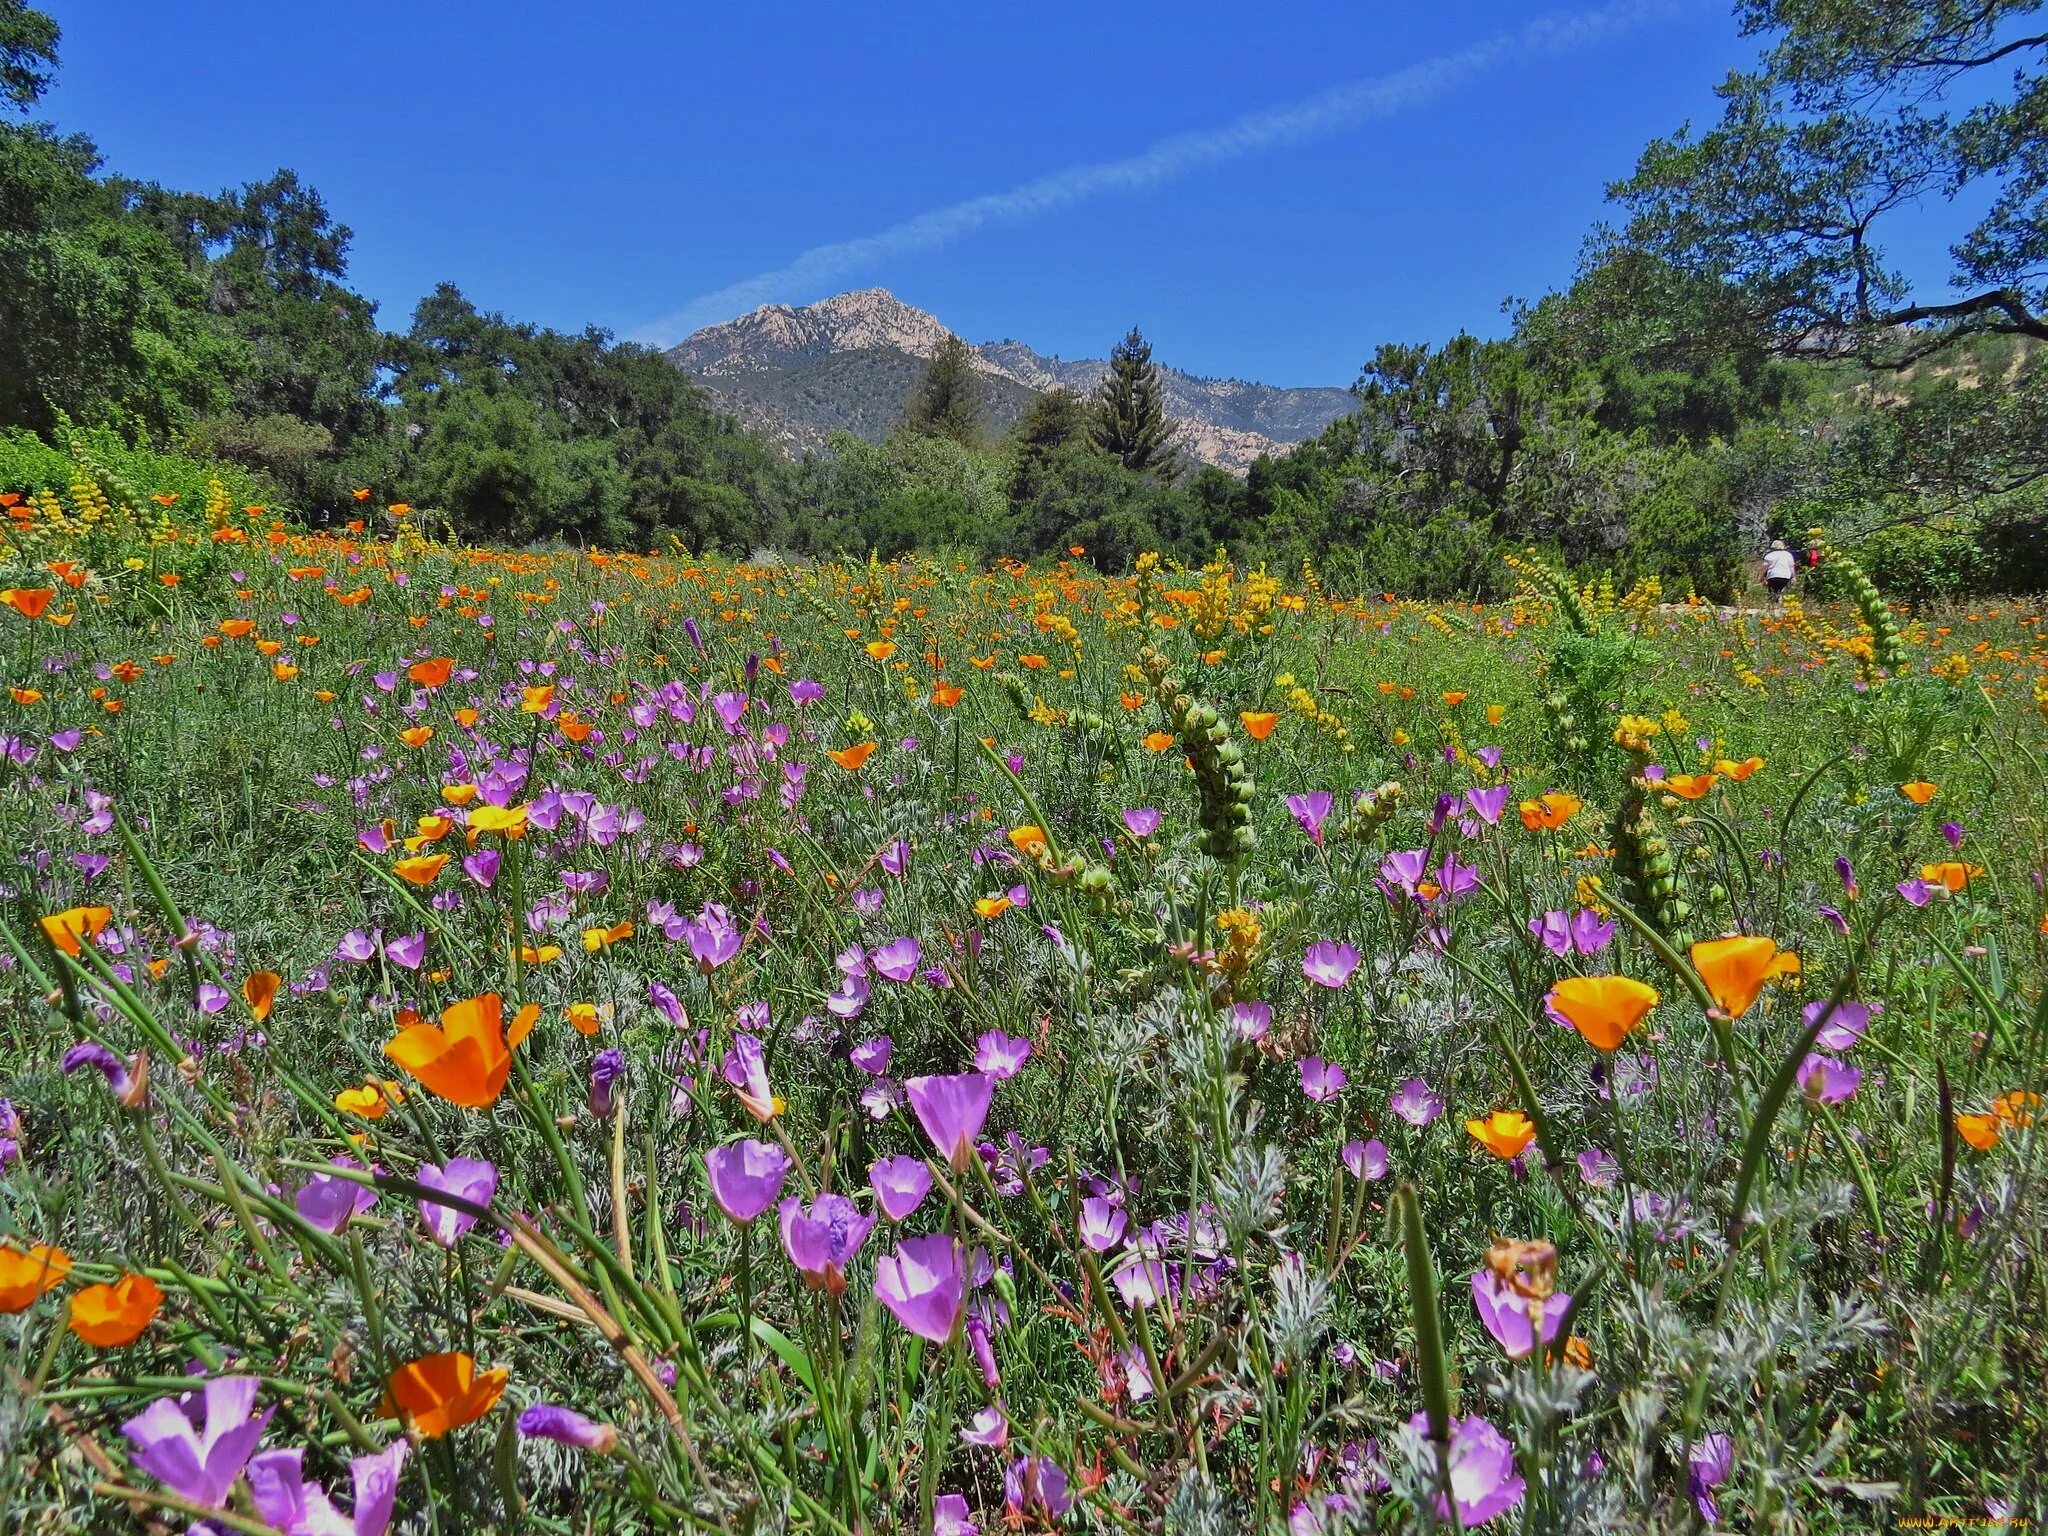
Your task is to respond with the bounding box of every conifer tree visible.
[903,334,986,446]
[1092,326,1177,479]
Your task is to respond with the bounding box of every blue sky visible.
[41,0,1958,384]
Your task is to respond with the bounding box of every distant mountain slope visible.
[666,289,1355,472]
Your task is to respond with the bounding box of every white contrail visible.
[633,0,1685,345]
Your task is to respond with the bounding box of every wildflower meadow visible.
[1,483,2045,1533]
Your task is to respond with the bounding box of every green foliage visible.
[901,334,986,446]
[0,0,58,113]
[1091,327,1175,479]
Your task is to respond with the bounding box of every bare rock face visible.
[667,289,1354,472]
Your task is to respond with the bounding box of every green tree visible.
[1609,1,2048,363]
[1092,327,1176,478]
[0,0,58,113]
[902,335,986,445]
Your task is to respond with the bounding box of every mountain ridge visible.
[665,289,1355,472]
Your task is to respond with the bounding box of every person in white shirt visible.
[1762,540,1796,606]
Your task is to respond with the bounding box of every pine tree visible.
[903,335,986,446]
[1092,326,1176,479]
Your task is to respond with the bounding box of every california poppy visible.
[2,588,55,618]
[1008,826,1048,857]
[1465,1110,1536,1160]
[974,895,1013,920]
[521,685,555,714]
[242,971,281,1023]
[397,726,435,748]
[931,681,964,708]
[393,854,449,886]
[407,657,454,689]
[828,742,876,771]
[1547,976,1659,1051]
[0,1243,72,1312]
[68,1272,162,1346]
[865,641,896,663]
[1919,861,1983,893]
[1955,1112,2000,1152]
[1662,773,1718,800]
[1713,756,1765,782]
[384,1351,509,1438]
[1240,711,1279,741]
[468,804,529,838]
[383,993,538,1108]
[567,1002,603,1036]
[1899,781,1938,805]
[581,921,633,951]
[334,1080,403,1119]
[218,618,255,639]
[1690,935,1800,1018]
[1519,793,1582,832]
[41,905,112,957]
[1142,731,1176,753]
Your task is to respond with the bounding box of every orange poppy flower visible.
[1019,654,1049,670]
[334,588,371,606]
[217,618,256,639]
[1008,826,1048,857]
[468,804,530,838]
[581,921,633,951]
[519,943,563,964]
[1119,691,1145,711]
[567,1002,604,1036]
[1485,703,1506,725]
[406,815,455,850]
[1441,691,1467,707]
[521,685,555,714]
[454,708,480,728]
[1142,731,1177,753]
[1955,1113,2000,1152]
[441,784,478,806]
[828,742,876,771]
[384,1351,508,1438]
[352,488,373,502]
[1547,976,1659,1051]
[40,905,112,957]
[931,682,964,708]
[974,895,1013,920]
[68,1272,162,1346]
[1919,861,1983,893]
[334,1080,403,1118]
[271,661,300,681]
[1662,773,1718,800]
[1465,1110,1536,1160]
[383,993,538,1108]
[242,971,281,1023]
[393,854,449,886]
[865,641,897,662]
[0,1243,72,1312]
[10,686,42,704]
[1518,792,1582,832]
[1240,711,1279,741]
[556,713,594,743]
[1899,781,1938,805]
[1993,1090,2039,1127]
[1713,756,1765,781]
[1689,935,1800,1018]
[3,588,55,618]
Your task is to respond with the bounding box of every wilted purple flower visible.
[1408,1412,1525,1526]
[906,1072,994,1171]
[121,1377,275,1509]
[1688,1433,1733,1523]
[1287,792,1334,841]
[589,1049,626,1117]
[704,1140,789,1223]
[248,1440,408,1536]
[1390,1077,1443,1127]
[1342,1139,1389,1181]
[1302,940,1360,989]
[1217,1002,1267,1042]
[517,1404,618,1453]
[1471,1270,1569,1360]
[1797,1053,1861,1105]
[874,1232,966,1342]
[296,1158,377,1234]
[62,1041,143,1107]
[869,1155,932,1221]
[417,1157,498,1247]
[1942,820,1964,849]
[721,1033,779,1120]
[973,1031,1032,1080]
[1299,1058,1348,1102]
[879,839,910,877]
[1005,1455,1073,1519]
[780,1192,876,1294]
